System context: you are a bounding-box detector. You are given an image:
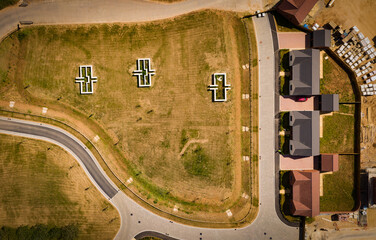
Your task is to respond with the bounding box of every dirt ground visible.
[361,97,376,169]
[315,0,376,40]
[0,10,253,222]
[0,134,119,239]
[305,215,374,240]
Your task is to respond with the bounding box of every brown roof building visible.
[277,0,319,25]
[289,170,320,217]
[321,154,339,172]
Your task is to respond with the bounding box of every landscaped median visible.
[279,49,290,95]
[279,112,290,154]
[0,10,259,226]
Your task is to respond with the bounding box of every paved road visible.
[0,0,261,41]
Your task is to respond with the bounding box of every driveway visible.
[278,32,309,49]
[280,155,315,170]
[280,96,315,111]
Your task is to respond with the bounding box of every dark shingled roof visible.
[313,29,332,48]
[289,111,320,157]
[321,154,339,172]
[289,49,320,96]
[321,94,339,112]
[289,170,320,217]
[277,0,319,25]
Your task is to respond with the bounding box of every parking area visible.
[280,155,315,170]
[278,32,310,49]
[280,96,315,111]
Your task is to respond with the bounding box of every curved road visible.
[0,0,257,42]
[0,1,299,239]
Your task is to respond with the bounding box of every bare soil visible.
[315,0,376,39]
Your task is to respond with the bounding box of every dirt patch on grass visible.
[0,10,253,222]
[0,134,119,239]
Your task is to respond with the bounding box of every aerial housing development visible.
[0,0,375,239]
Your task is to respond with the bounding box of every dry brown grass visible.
[0,10,254,223]
[0,134,119,239]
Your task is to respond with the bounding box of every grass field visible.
[0,0,18,10]
[320,113,354,154]
[320,155,356,212]
[0,10,252,221]
[320,54,355,102]
[0,134,119,239]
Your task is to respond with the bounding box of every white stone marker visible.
[93,135,100,143]
[9,101,15,108]
[126,177,133,184]
[226,209,233,217]
[242,193,249,199]
[42,107,48,114]
[173,205,179,212]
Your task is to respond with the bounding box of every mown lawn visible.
[320,113,354,153]
[320,155,356,212]
[0,134,119,239]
